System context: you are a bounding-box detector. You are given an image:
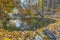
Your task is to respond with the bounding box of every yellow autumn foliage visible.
[0,32,4,37]
[4,38,11,40]
[0,0,15,12]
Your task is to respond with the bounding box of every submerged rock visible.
[6,19,30,31]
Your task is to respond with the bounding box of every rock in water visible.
[15,20,22,28]
[34,34,43,40]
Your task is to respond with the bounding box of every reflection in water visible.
[5,18,56,31]
[4,5,56,31]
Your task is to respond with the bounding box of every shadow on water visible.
[3,18,56,31]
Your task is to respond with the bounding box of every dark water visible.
[4,18,56,31]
